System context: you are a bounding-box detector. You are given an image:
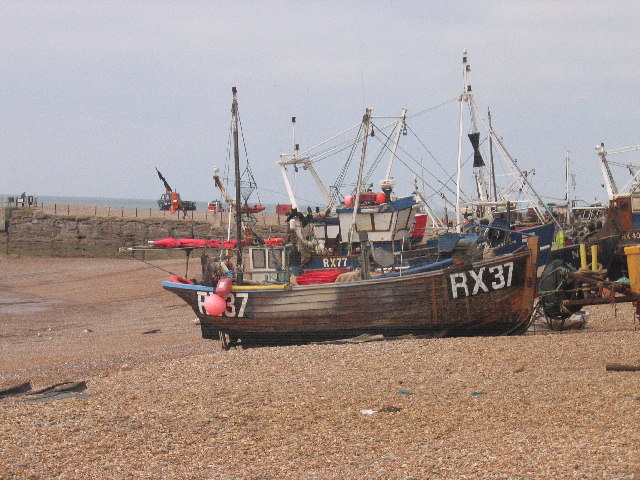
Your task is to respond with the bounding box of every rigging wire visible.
[402,124,462,200]
[361,124,394,189]
[607,160,640,168]
[406,97,458,120]
[330,122,366,205]
[237,111,261,205]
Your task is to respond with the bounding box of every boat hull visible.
[163,240,538,345]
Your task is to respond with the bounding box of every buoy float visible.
[204,294,227,316]
[344,195,354,207]
[216,278,233,296]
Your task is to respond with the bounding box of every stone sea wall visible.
[0,208,286,258]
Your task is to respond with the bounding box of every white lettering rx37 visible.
[197,292,249,317]
[449,262,514,299]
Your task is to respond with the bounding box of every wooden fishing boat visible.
[163,236,539,348]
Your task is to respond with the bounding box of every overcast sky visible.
[1,1,639,209]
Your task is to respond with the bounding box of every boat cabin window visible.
[313,224,340,240]
[355,214,374,231]
[373,212,393,231]
[354,212,394,232]
[313,225,326,240]
[396,209,412,230]
[632,196,640,213]
[251,249,267,269]
[249,247,286,272]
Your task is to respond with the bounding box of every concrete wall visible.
[0,208,287,258]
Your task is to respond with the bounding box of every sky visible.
[1,1,639,210]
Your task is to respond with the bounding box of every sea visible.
[1,194,166,210]
[0,194,281,213]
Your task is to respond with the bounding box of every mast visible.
[565,151,573,225]
[348,108,372,248]
[378,108,407,201]
[488,108,498,202]
[455,50,466,232]
[231,87,243,283]
[278,116,331,208]
[383,108,407,181]
[457,49,490,229]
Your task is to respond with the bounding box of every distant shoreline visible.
[0,194,290,214]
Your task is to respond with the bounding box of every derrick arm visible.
[596,143,618,199]
[156,167,173,193]
[213,174,236,209]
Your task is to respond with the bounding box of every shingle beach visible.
[1,257,638,479]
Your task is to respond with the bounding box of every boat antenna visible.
[231,87,243,283]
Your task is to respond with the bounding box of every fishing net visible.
[239,179,257,205]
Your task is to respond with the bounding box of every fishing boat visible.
[161,88,541,349]
[586,142,640,278]
[163,236,539,348]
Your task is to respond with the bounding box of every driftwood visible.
[0,382,32,399]
[605,363,640,372]
[1,381,87,400]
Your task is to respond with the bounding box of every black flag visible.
[468,132,485,168]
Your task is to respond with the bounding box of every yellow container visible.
[624,245,640,293]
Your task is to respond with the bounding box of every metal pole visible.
[455,92,464,232]
[488,108,498,202]
[348,108,372,250]
[232,87,243,283]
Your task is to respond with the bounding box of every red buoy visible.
[204,294,227,316]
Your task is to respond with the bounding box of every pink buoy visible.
[344,195,354,207]
[204,294,227,316]
[376,192,386,204]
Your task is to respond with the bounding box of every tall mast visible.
[463,51,490,206]
[231,87,243,283]
[348,108,372,248]
[455,50,466,232]
[488,108,498,202]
